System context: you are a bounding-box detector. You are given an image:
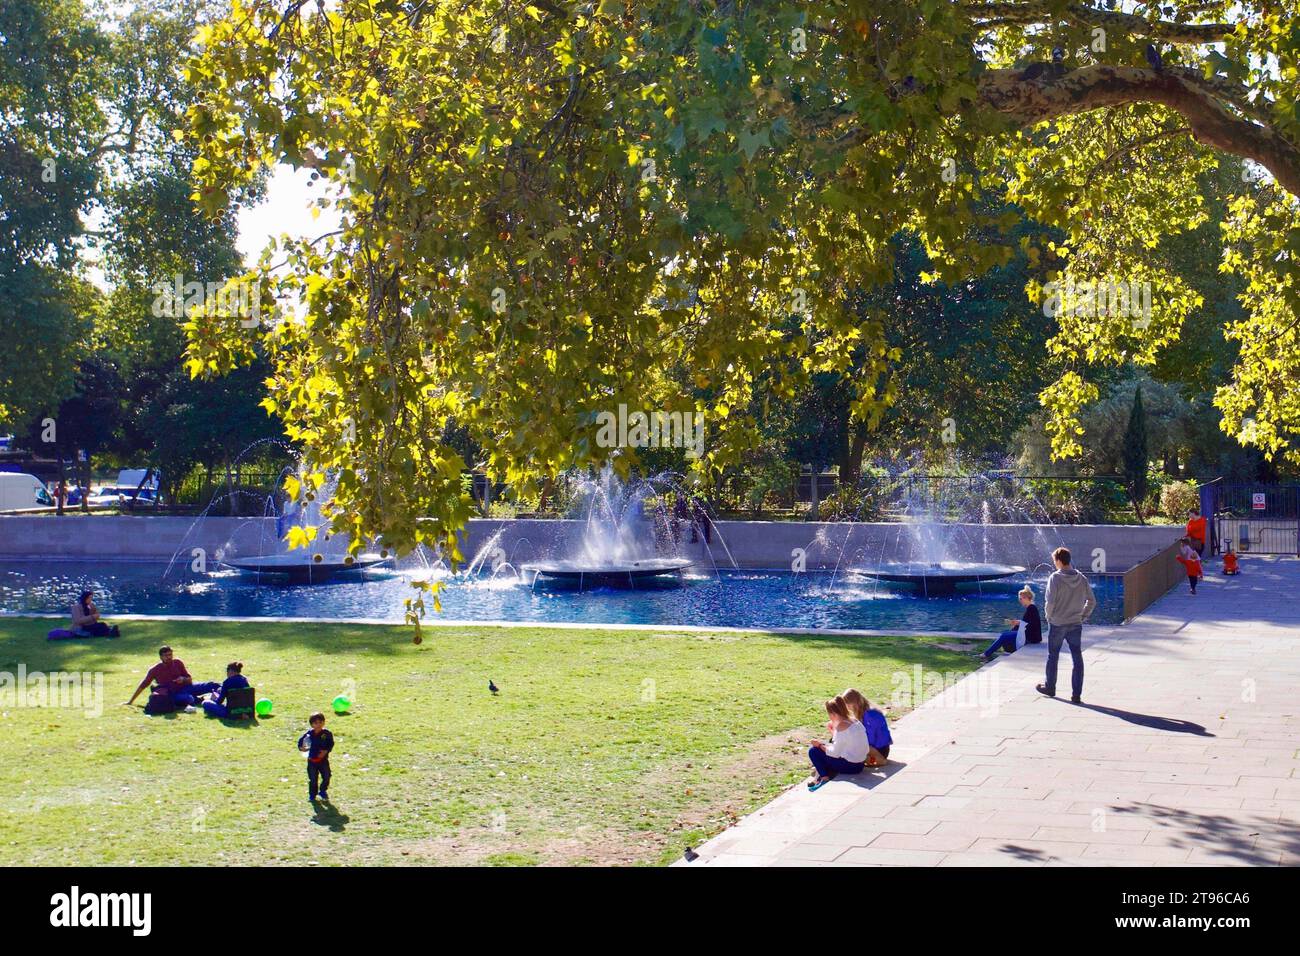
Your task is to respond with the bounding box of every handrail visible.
[1122,539,1185,622]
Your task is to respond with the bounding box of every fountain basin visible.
[856,562,1025,594]
[222,552,391,582]
[521,557,693,588]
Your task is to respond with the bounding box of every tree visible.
[181,1,1300,560]
[24,356,126,511]
[1122,385,1149,523]
[0,0,106,427]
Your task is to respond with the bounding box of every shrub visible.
[818,483,889,522]
[1160,480,1201,521]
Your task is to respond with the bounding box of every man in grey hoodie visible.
[1037,546,1095,703]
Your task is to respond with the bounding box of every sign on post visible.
[1252,493,1266,511]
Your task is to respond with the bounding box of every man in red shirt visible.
[126,646,220,710]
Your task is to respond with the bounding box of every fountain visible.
[160,447,395,584]
[220,470,394,582]
[856,560,1024,594]
[839,467,1038,596]
[519,468,704,589]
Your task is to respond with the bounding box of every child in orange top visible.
[1176,537,1203,594]
[1222,543,1240,575]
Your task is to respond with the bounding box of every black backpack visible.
[144,690,175,715]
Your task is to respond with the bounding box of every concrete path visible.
[683,556,1300,867]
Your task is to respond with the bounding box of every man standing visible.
[1037,547,1095,704]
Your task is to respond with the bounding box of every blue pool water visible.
[0,560,1125,632]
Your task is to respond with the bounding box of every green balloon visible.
[331,695,351,714]
[255,698,273,716]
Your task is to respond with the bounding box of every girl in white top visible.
[808,695,870,790]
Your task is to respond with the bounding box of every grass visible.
[0,616,980,866]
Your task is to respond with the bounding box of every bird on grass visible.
[488,679,499,695]
[683,846,699,862]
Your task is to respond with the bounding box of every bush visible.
[818,483,889,522]
[1160,480,1201,521]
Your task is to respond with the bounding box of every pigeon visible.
[1145,43,1163,72]
[488,679,499,695]
[683,846,699,862]
[1019,61,1049,82]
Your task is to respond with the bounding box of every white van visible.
[0,473,53,511]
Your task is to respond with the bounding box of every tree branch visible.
[963,2,1235,44]
[975,64,1300,197]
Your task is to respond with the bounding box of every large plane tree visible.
[182,0,1300,562]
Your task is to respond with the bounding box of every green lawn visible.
[0,617,979,866]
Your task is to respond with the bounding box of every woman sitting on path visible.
[980,586,1041,661]
[70,590,119,638]
[807,695,870,791]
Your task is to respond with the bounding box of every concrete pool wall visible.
[0,515,1180,572]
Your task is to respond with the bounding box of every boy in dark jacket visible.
[299,712,335,803]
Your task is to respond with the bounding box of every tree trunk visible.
[1162,449,1180,478]
[56,456,66,517]
[226,453,238,518]
[843,424,868,486]
[79,455,90,514]
[809,468,820,521]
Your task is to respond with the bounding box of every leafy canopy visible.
[182,0,1300,561]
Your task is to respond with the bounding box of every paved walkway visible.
[684,556,1300,866]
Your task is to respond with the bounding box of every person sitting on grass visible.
[1176,537,1203,594]
[202,661,250,718]
[125,646,221,713]
[842,687,892,766]
[1222,542,1240,576]
[981,586,1041,661]
[807,695,869,791]
[70,590,119,638]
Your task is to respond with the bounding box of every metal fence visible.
[171,471,286,512]
[1122,539,1185,622]
[1209,482,1300,555]
[715,472,1132,524]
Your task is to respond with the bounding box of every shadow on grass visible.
[0,617,415,675]
[311,801,349,832]
[1,615,983,700]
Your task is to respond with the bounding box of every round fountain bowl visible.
[857,561,1026,594]
[521,556,693,586]
[222,552,391,582]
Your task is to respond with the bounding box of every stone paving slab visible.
[680,555,1300,867]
